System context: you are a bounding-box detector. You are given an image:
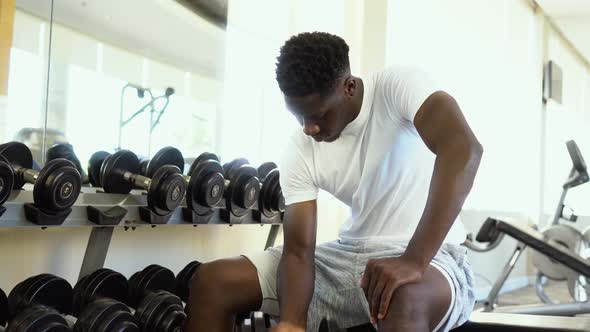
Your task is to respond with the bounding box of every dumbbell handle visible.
[13,167,39,183]
[123,171,152,190]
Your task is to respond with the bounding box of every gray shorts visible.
[244,239,475,332]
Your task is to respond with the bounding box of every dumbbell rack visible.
[0,187,282,282]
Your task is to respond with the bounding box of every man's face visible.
[285,78,357,143]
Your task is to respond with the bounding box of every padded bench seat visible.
[488,218,590,277]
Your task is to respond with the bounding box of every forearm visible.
[278,250,315,327]
[405,140,483,269]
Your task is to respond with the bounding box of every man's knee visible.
[379,284,430,331]
[189,257,263,312]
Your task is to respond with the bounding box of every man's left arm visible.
[360,91,483,322]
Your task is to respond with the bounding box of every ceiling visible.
[16,0,227,78]
[536,0,590,61]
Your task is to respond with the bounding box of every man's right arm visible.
[276,199,317,330]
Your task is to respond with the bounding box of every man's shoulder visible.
[373,65,428,82]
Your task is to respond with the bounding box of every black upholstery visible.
[490,218,590,277]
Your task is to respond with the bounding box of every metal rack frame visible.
[0,189,283,281]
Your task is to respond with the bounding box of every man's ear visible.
[344,77,356,98]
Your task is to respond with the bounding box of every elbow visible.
[472,140,484,161]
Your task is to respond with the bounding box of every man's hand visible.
[271,322,306,332]
[360,255,426,323]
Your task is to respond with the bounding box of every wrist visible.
[400,251,430,273]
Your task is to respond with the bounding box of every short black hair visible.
[275,32,350,97]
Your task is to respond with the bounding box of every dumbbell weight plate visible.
[231,165,260,210]
[101,150,140,194]
[24,275,73,315]
[188,152,220,177]
[146,147,185,179]
[34,158,81,213]
[0,141,34,189]
[260,169,283,216]
[223,158,249,181]
[147,166,186,216]
[8,273,51,318]
[75,297,139,332]
[0,154,14,206]
[7,305,70,332]
[150,293,185,332]
[141,266,176,295]
[83,269,128,314]
[72,274,92,317]
[187,160,224,212]
[88,151,110,188]
[130,265,159,308]
[131,264,171,308]
[127,272,141,308]
[257,162,278,180]
[137,290,184,332]
[175,261,201,302]
[0,287,8,327]
[88,270,128,307]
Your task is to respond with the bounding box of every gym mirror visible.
[0,0,53,170]
[43,0,227,179]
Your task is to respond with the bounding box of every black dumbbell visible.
[143,147,225,216]
[0,142,81,214]
[73,266,183,332]
[73,297,138,332]
[257,162,285,218]
[5,273,73,332]
[7,274,73,321]
[128,265,186,331]
[46,144,87,184]
[71,268,138,331]
[5,305,71,332]
[72,269,128,317]
[1,288,8,328]
[0,154,14,208]
[99,150,187,216]
[221,158,261,217]
[174,261,201,303]
[87,151,111,188]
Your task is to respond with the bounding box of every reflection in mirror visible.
[44,0,226,184]
[1,0,53,169]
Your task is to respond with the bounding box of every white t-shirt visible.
[279,66,467,245]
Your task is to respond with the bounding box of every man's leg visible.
[378,265,452,332]
[184,256,263,332]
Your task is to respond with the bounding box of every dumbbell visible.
[74,266,184,332]
[99,150,187,216]
[76,266,184,330]
[0,154,14,208]
[127,265,186,331]
[145,147,262,219]
[87,151,111,188]
[256,162,285,219]
[5,274,73,331]
[174,261,201,303]
[221,158,261,218]
[1,288,8,329]
[0,142,81,215]
[46,144,87,184]
[72,268,138,331]
[142,147,225,215]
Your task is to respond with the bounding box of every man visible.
[185,32,482,332]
